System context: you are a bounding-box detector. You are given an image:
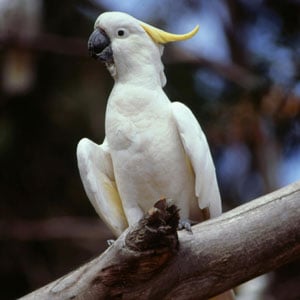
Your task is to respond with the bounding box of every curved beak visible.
[88,29,113,62]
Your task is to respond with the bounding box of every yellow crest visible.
[140,22,199,44]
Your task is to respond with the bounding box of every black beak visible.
[88,29,113,63]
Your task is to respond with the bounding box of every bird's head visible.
[88,12,199,87]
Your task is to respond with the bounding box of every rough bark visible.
[20,181,300,300]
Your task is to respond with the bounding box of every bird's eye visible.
[117,29,126,37]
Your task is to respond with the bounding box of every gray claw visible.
[107,239,115,246]
[178,219,193,234]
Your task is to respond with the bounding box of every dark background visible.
[0,0,299,299]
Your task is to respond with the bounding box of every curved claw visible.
[107,239,115,246]
[178,219,193,234]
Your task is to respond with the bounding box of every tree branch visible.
[20,181,300,300]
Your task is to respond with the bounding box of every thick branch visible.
[20,181,300,300]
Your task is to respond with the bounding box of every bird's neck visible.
[115,69,163,89]
[110,49,166,88]
[108,81,170,116]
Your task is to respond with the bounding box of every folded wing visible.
[172,102,222,218]
[77,138,128,236]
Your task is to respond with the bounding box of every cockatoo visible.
[78,11,234,300]
[78,11,222,235]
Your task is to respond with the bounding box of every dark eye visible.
[117,29,125,37]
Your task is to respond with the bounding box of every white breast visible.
[105,85,196,219]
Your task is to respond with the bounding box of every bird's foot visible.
[178,219,195,234]
[107,239,115,246]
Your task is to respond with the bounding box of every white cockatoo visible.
[77,12,221,236]
[78,11,222,235]
[77,11,234,300]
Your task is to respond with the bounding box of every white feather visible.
[172,102,222,218]
[79,11,221,229]
[77,138,128,237]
